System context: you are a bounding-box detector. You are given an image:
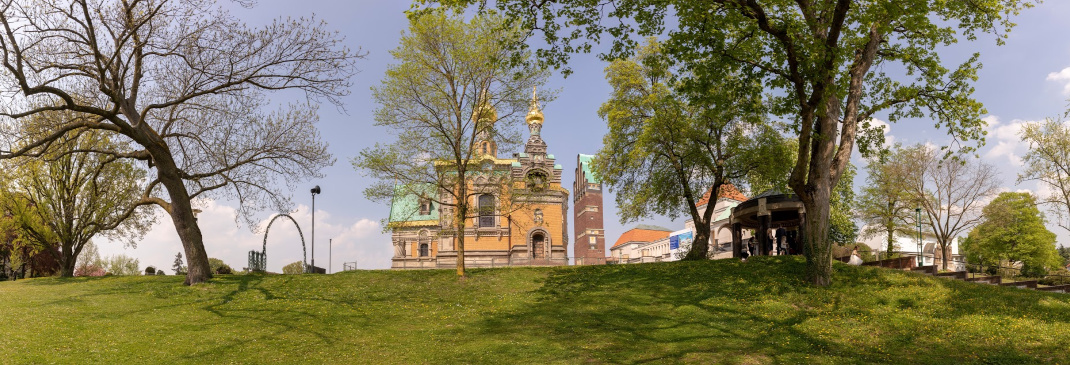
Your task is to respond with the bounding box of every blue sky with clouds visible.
[99,1,1070,272]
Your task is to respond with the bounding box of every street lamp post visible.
[310,185,321,273]
[916,207,922,267]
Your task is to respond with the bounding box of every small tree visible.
[172,252,186,275]
[857,145,918,255]
[282,261,305,275]
[145,266,157,275]
[961,192,1061,277]
[354,11,549,277]
[104,254,140,276]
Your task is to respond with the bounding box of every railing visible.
[874,252,1070,285]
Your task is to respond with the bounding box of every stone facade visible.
[390,89,569,269]
[573,154,605,265]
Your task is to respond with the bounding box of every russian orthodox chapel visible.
[389,90,569,269]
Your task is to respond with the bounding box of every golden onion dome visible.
[525,107,543,124]
[525,86,543,125]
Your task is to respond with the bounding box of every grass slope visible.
[2,256,1069,364]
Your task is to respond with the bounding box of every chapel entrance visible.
[531,232,546,259]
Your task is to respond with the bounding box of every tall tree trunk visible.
[683,182,721,261]
[941,244,949,271]
[454,183,467,278]
[885,227,895,259]
[59,243,75,277]
[144,140,212,285]
[802,189,833,286]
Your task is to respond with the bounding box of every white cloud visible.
[97,199,389,274]
[1047,66,1070,95]
[981,115,1033,167]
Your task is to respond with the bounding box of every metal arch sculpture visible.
[260,213,307,271]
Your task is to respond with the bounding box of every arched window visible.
[478,194,495,227]
[419,231,430,257]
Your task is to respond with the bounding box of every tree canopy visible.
[1019,118,1070,234]
[0,113,154,277]
[857,145,917,254]
[418,0,1032,286]
[961,192,1061,277]
[594,38,787,260]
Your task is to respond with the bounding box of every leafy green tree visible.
[961,192,1061,277]
[0,115,155,277]
[829,163,858,246]
[857,145,916,254]
[594,38,786,260]
[208,258,233,275]
[421,0,1031,286]
[0,0,358,285]
[1058,246,1070,267]
[104,254,140,276]
[1019,118,1070,233]
[282,261,305,275]
[353,11,549,277]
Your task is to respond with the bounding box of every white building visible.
[856,226,963,270]
[683,185,750,259]
[609,225,674,264]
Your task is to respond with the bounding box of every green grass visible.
[2,256,1070,364]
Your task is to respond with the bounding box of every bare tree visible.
[1019,119,1070,233]
[902,145,1001,270]
[0,0,360,284]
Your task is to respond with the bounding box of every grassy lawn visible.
[2,256,1069,364]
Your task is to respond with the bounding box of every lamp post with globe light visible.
[310,185,321,273]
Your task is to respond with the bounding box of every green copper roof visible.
[388,183,440,223]
[578,154,599,184]
[554,164,562,170]
[714,200,740,221]
[547,154,555,159]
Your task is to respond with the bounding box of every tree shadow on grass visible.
[464,257,1070,364]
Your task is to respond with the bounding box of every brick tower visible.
[573,154,605,265]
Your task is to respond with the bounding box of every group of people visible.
[740,227,798,261]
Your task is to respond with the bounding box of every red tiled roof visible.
[695,184,747,207]
[612,227,672,248]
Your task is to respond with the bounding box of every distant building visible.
[609,225,674,264]
[682,184,749,259]
[388,90,569,269]
[856,228,963,270]
[573,154,605,265]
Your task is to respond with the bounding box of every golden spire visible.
[525,86,544,125]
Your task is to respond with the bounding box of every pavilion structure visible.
[729,190,806,257]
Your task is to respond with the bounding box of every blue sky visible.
[99,1,1070,272]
